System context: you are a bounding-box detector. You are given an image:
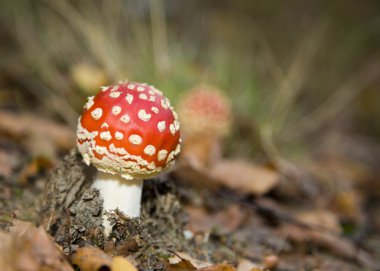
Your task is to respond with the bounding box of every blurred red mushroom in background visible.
[177,85,232,169]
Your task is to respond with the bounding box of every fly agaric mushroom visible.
[77,81,180,235]
[177,85,231,168]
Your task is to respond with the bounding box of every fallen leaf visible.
[71,246,112,271]
[112,256,138,271]
[295,209,342,234]
[279,224,375,269]
[209,159,280,196]
[237,259,264,271]
[1,220,73,271]
[0,231,14,271]
[186,204,245,233]
[168,252,212,271]
[0,110,75,155]
[198,263,236,271]
[8,219,34,236]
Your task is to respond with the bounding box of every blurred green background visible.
[0,0,379,161]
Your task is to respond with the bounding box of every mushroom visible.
[178,85,232,137]
[177,85,231,168]
[76,81,181,235]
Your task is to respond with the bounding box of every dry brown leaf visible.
[0,231,15,271]
[295,209,342,234]
[71,246,112,271]
[186,204,245,233]
[198,263,236,271]
[1,220,73,271]
[237,259,264,271]
[8,219,34,236]
[168,252,212,271]
[111,256,138,271]
[279,224,374,269]
[209,159,280,196]
[0,110,75,154]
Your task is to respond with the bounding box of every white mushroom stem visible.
[92,171,143,236]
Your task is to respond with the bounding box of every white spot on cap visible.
[120,114,130,123]
[151,87,163,95]
[139,93,148,100]
[149,96,155,102]
[174,120,180,131]
[91,108,103,120]
[129,134,142,145]
[147,162,156,170]
[101,122,109,128]
[127,84,135,90]
[115,131,124,140]
[112,106,122,115]
[166,151,175,163]
[83,153,91,165]
[169,123,176,135]
[100,131,112,141]
[85,96,95,110]
[173,110,179,120]
[95,146,107,154]
[109,143,127,155]
[174,144,181,155]
[138,109,151,121]
[161,99,169,109]
[100,86,108,92]
[144,145,156,156]
[77,132,86,140]
[157,121,166,132]
[109,91,121,98]
[126,94,133,104]
[148,89,156,95]
[158,150,168,161]
[151,107,159,114]
[137,86,145,91]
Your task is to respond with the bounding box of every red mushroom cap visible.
[77,81,181,180]
[178,85,232,136]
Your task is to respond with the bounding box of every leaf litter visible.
[0,136,379,270]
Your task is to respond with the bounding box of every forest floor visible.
[0,111,380,271]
